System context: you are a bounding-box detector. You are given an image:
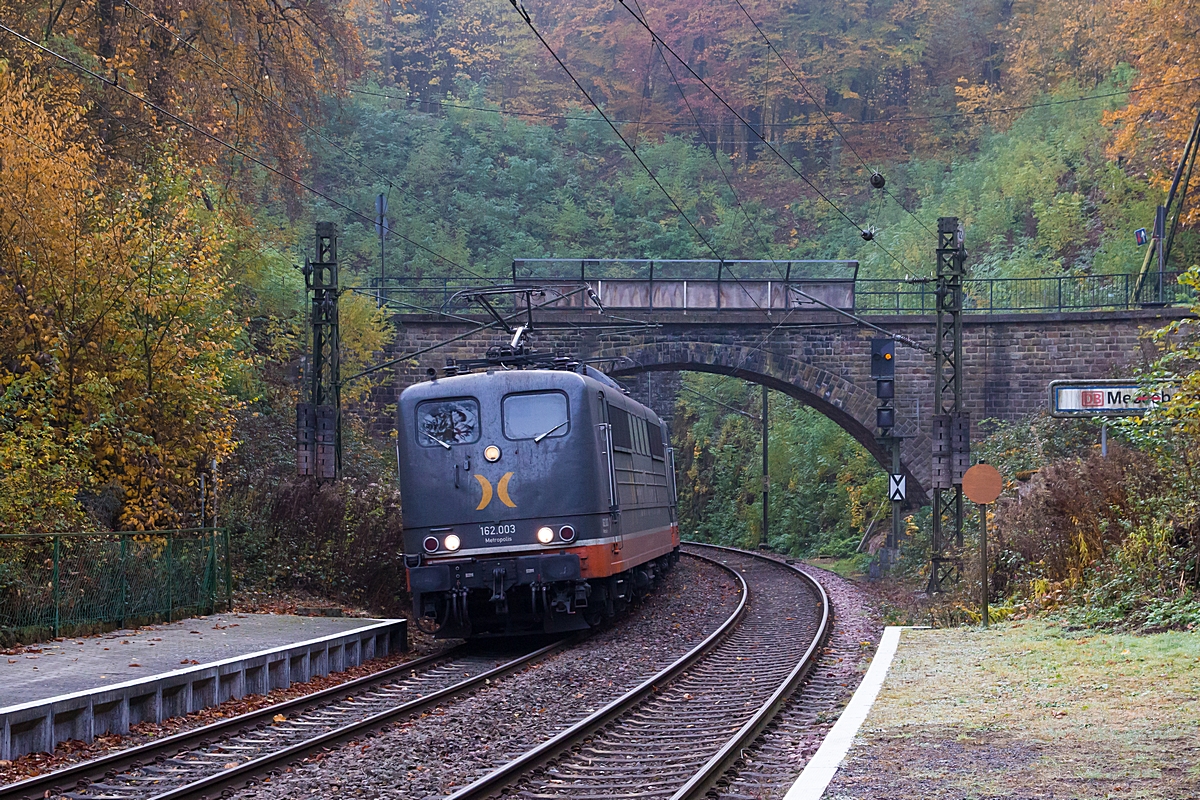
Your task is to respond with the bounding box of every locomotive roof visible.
[401,367,615,399]
[399,367,659,420]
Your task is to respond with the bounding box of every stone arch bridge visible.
[368,305,1188,505]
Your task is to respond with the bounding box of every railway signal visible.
[872,338,902,567]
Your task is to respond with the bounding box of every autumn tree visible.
[0,66,246,530]
[1,0,363,207]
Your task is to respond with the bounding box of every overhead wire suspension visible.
[727,0,935,236]
[605,0,916,274]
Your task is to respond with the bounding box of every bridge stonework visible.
[372,307,1190,505]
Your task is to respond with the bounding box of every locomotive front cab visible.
[397,370,610,637]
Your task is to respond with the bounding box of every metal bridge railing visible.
[364,269,1193,317]
[0,528,232,643]
[855,271,1193,314]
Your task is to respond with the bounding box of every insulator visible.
[870,172,886,189]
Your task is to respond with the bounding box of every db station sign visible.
[1049,379,1175,417]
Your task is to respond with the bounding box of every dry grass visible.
[826,621,1200,799]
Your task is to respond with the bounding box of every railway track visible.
[6,545,830,800]
[445,543,830,800]
[0,640,571,800]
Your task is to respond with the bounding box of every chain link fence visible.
[0,529,232,644]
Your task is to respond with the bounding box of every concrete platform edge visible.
[784,625,910,800]
[0,618,406,760]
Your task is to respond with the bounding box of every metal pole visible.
[1101,422,1108,457]
[1156,204,1167,303]
[224,527,233,612]
[208,528,217,614]
[980,502,989,628]
[211,459,219,529]
[120,533,128,626]
[52,534,60,637]
[761,385,769,549]
[167,533,174,623]
[930,217,967,593]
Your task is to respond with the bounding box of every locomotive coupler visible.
[490,567,509,614]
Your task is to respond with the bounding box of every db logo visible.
[1080,390,1105,408]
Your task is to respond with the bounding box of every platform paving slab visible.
[0,614,406,761]
[817,620,1200,800]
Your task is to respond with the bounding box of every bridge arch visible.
[603,341,930,504]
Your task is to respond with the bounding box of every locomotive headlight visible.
[484,445,501,462]
[559,525,576,543]
[422,536,439,553]
[443,534,461,551]
[536,526,555,544]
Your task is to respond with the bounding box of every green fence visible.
[0,528,232,642]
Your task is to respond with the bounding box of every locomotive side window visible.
[503,391,569,440]
[648,421,665,460]
[608,404,633,451]
[416,398,480,446]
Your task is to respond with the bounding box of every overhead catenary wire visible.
[725,0,935,236]
[349,76,1200,130]
[502,0,725,265]
[680,384,761,422]
[651,41,833,388]
[606,0,915,274]
[121,0,526,278]
[0,21,499,287]
[507,0,791,326]
[508,0,902,390]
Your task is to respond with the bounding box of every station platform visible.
[0,613,406,760]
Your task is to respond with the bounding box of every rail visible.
[445,543,830,800]
[361,268,1193,317]
[0,528,231,642]
[0,640,570,800]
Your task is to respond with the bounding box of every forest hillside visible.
[0,0,1197,618]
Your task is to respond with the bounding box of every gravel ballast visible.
[232,554,741,799]
[716,559,884,799]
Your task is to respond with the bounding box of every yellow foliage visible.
[0,71,247,529]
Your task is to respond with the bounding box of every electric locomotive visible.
[397,353,679,637]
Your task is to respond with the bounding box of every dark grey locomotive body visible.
[397,367,679,637]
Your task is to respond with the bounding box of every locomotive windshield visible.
[416,398,480,446]
[503,391,569,440]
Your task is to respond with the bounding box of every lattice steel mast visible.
[929,217,968,593]
[297,222,341,480]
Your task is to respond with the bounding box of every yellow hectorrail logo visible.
[474,473,516,510]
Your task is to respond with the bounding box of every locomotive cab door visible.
[597,391,621,570]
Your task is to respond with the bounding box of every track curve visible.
[447,543,830,800]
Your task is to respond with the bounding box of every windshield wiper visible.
[423,431,452,449]
[533,421,568,443]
